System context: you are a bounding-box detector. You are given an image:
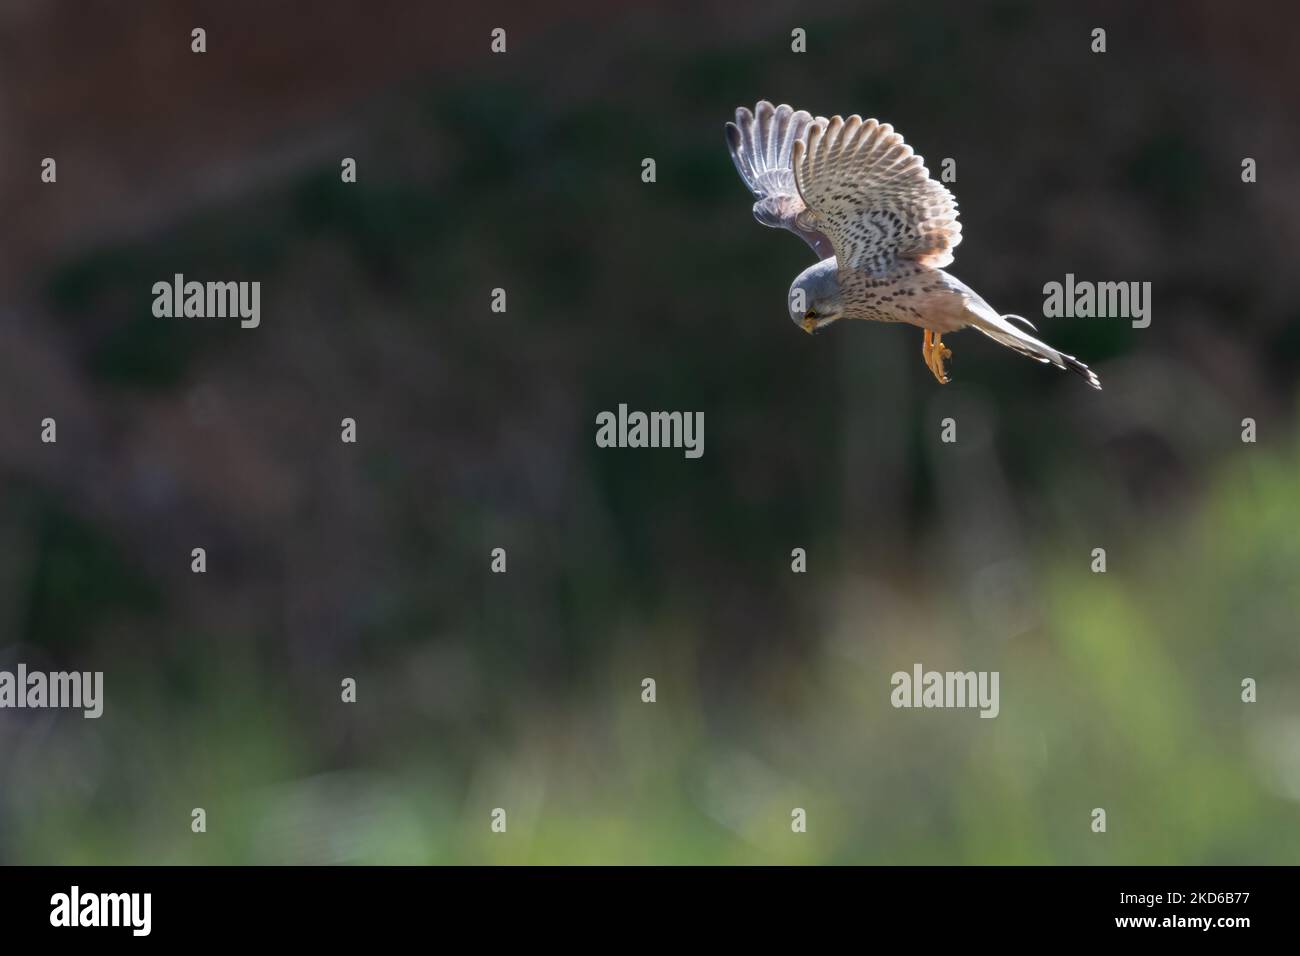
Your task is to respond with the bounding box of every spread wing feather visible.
[725,101,834,259]
[791,114,962,276]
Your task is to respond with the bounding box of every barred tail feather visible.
[969,309,1101,390]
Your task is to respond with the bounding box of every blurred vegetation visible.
[8,421,1300,864]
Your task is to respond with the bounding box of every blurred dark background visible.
[1,0,1298,863]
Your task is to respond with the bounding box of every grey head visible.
[787,256,844,334]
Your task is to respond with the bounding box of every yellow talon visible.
[922,330,952,384]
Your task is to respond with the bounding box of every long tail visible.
[965,302,1101,390]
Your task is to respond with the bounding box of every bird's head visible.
[788,257,844,334]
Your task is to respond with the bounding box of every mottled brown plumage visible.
[726,100,1100,389]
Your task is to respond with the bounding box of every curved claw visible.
[922,330,952,384]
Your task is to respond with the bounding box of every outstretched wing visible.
[725,101,833,259]
[792,115,961,276]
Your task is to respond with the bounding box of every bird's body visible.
[726,101,1100,388]
[804,256,966,330]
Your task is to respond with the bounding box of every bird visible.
[725,101,1100,389]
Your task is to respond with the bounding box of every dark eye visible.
[805,309,817,319]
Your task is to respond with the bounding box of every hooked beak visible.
[801,314,816,334]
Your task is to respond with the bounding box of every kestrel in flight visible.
[726,101,1100,388]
